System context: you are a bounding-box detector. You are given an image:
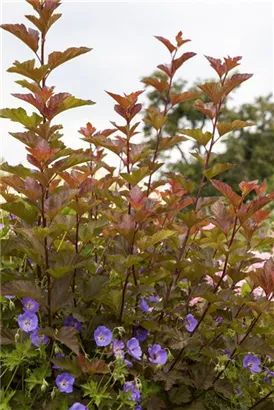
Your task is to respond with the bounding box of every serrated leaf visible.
[141,230,177,248]
[0,280,43,300]
[170,91,200,106]
[25,13,62,35]
[1,24,39,52]
[48,47,92,70]
[55,327,80,355]
[198,81,223,103]
[1,201,38,224]
[0,108,43,128]
[0,325,16,345]
[77,354,108,374]
[7,60,49,83]
[154,36,176,53]
[0,162,33,178]
[51,95,95,118]
[98,289,121,316]
[203,163,232,179]
[51,357,81,377]
[179,129,212,146]
[83,276,109,301]
[210,179,242,207]
[217,120,254,137]
[120,167,150,186]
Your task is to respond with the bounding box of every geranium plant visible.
[1,1,274,409]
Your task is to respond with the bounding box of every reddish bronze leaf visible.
[11,92,44,112]
[1,24,39,53]
[48,47,92,70]
[106,90,143,110]
[142,77,169,94]
[239,180,259,196]
[251,258,274,296]
[224,56,242,72]
[154,36,176,53]
[198,82,223,104]
[205,56,226,78]
[157,64,172,77]
[193,100,217,120]
[56,326,80,355]
[175,31,190,47]
[172,52,196,72]
[170,91,200,106]
[210,179,242,207]
[77,354,108,374]
[223,73,253,96]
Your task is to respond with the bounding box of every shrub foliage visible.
[1,1,274,409]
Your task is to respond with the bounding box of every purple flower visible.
[140,297,150,312]
[264,367,274,382]
[22,297,40,313]
[64,316,82,331]
[148,295,160,303]
[112,339,125,358]
[18,312,38,333]
[140,295,160,313]
[123,381,141,402]
[5,295,15,300]
[135,406,142,410]
[127,338,142,360]
[184,314,198,332]
[243,354,262,374]
[224,349,231,358]
[56,372,75,393]
[133,326,149,342]
[139,267,145,274]
[216,316,223,325]
[69,404,88,410]
[148,344,167,365]
[52,353,65,370]
[235,388,242,395]
[30,329,49,347]
[124,359,133,367]
[94,326,112,347]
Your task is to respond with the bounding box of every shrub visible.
[1,1,274,409]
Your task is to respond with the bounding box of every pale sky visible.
[1,0,273,165]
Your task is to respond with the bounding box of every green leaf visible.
[0,162,33,178]
[140,230,177,249]
[120,167,150,186]
[0,108,43,128]
[179,129,212,146]
[1,201,38,225]
[52,95,95,117]
[203,163,232,179]
[217,120,254,137]
[241,281,251,297]
[7,59,49,83]
[48,47,92,70]
[98,289,122,317]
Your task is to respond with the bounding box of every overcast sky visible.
[1,0,273,165]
